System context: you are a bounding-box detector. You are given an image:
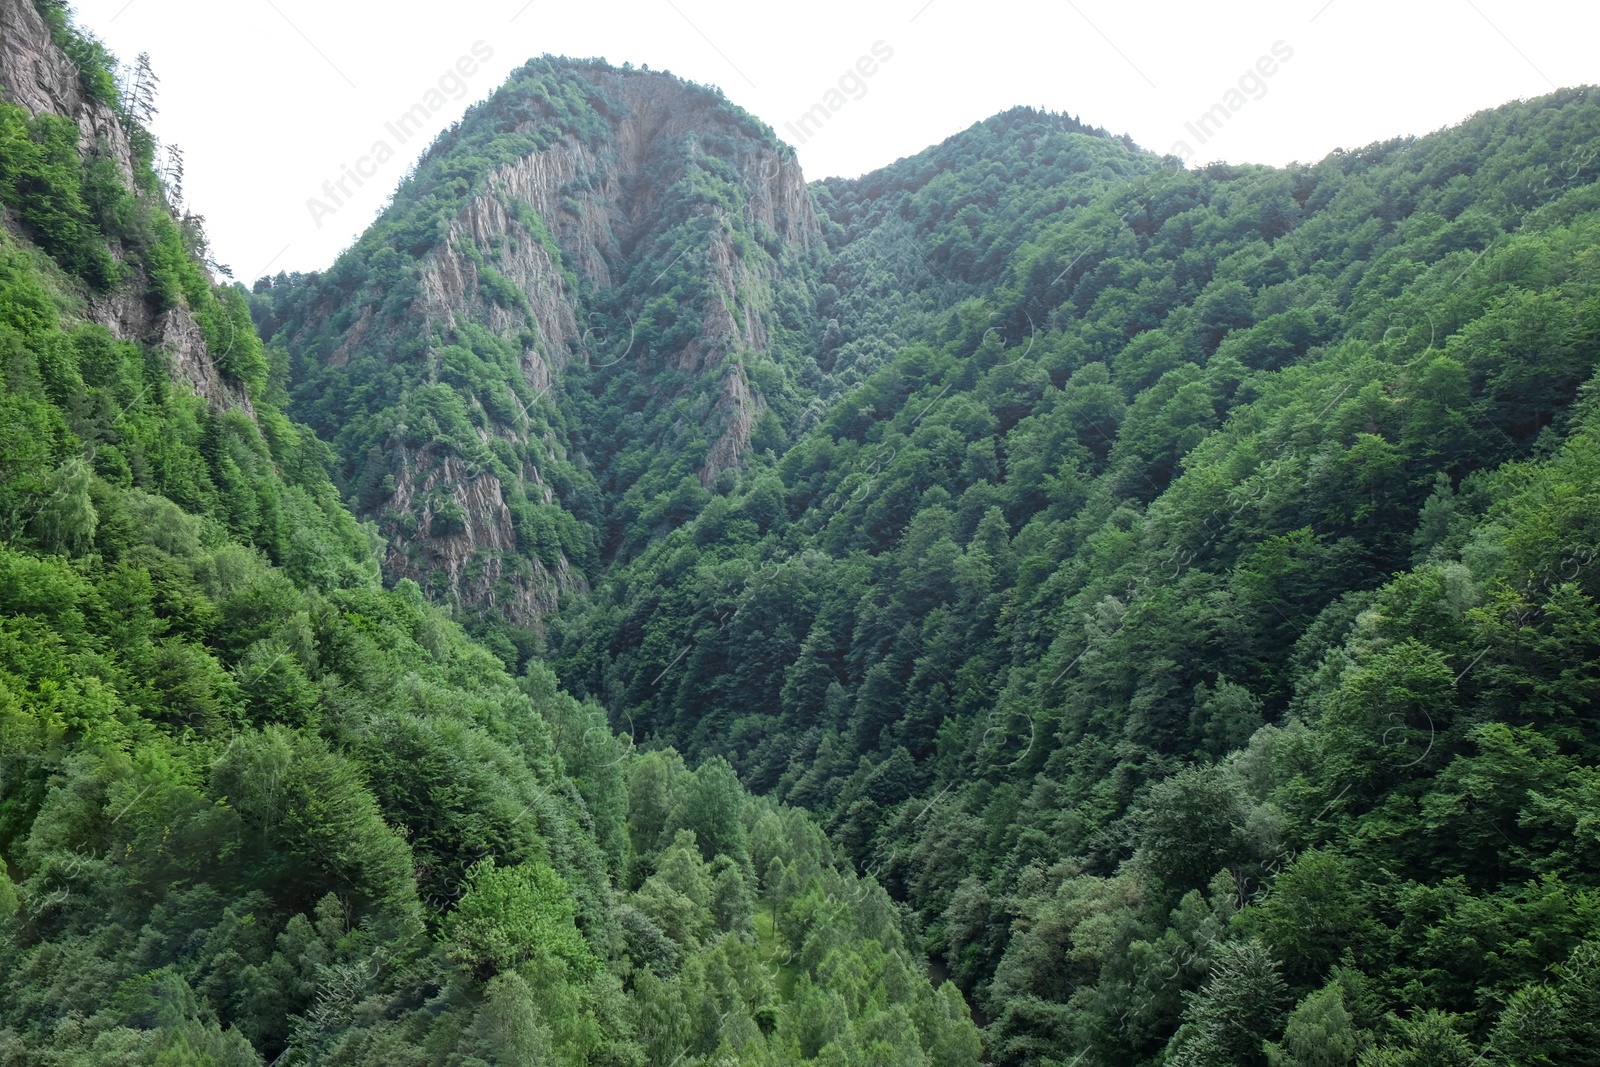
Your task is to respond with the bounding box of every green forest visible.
[0,5,978,1065]
[541,91,1600,1062]
[5,1,1600,1064]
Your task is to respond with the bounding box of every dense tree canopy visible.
[7,3,1600,1063]
[542,84,1600,1066]
[0,12,978,1064]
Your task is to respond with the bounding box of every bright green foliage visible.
[1357,1011,1476,1067]
[445,856,596,978]
[0,24,980,1064]
[0,102,119,287]
[32,0,122,107]
[1266,982,1364,1067]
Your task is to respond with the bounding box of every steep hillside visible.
[548,86,1600,1064]
[246,37,1600,1065]
[250,59,825,650]
[0,6,982,1065]
[249,68,1151,659]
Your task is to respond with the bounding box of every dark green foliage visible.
[536,83,1600,1067]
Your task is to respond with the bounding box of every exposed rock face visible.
[385,448,586,622]
[702,363,758,479]
[0,0,135,182]
[0,0,246,415]
[448,72,817,494]
[411,71,818,404]
[417,161,587,369]
[272,62,824,628]
[84,288,256,416]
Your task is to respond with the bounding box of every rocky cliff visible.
[256,59,826,632]
[0,0,251,416]
[0,0,132,178]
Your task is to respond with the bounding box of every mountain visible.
[247,63,1149,665]
[249,60,825,647]
[251,39,1600,1067]
[7,0,1600,1063]
[0,4,982,1065]
[546,84,1600,1064]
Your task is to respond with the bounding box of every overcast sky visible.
[70,0,1596,281]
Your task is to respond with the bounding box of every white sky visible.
[70,0,1597,281]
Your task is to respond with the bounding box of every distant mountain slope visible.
[547,85,1600,1065]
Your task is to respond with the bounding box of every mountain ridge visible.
[251,57,828,635]
[250,58,1164,645]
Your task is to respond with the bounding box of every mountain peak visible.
[253,53,822,626]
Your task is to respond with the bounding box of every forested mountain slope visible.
[249,70,1156,668]
[8,0,1600,1061]
[545,87,1600,1064]
[0,4,981,1065]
